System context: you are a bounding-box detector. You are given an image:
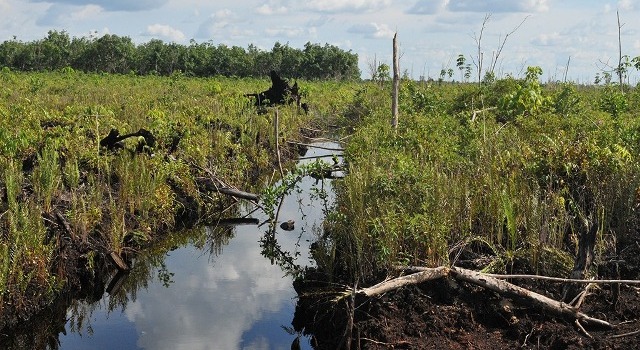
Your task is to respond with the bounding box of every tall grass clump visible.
[321,75,640,284]
[0,70,320,321]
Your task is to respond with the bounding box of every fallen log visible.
[363,265,614,329]
[358,266,449,297]
[286,141,344,152]
[449,266,612,328]
[196,176,259,201]
[402,266,640,284]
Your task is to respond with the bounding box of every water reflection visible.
[54,142,340,350]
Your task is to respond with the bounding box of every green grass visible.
[318,78,640,283]
[0,70,359,316]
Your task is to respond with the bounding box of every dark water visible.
[56,142,340,350]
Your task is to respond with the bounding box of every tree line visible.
[0,30,360,80]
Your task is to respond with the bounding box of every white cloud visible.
[306,16,332,27]
[531,32,565,46]
[70,4,102,20]
[265,26,307,38]
[447,0,549,13]
[348,22,395,38]
[144,24,185,42]
[304,0,391,13]
[28,0,169,11]
[618,0,638,11]
[0,0,10,12]
[407,0,449,15]
[255,3,288,15]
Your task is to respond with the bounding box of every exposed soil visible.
[293,238,640,349]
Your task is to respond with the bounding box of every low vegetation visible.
[314,71,640,287]
[0,68,357,327]
[2,62,640,335]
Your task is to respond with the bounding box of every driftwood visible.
[357,266,615,329]
[245,71,308,113]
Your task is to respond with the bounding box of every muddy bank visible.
[0,140,304,336]
[293,231,640,349]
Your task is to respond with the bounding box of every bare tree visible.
[366,54,378,81]
[616,10,627,91]
[489,15,529,77]
[471,14,491,85]
[470,14,528,85]
[392,33,399,129]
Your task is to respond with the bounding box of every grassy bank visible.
[319,73,640,283]
[0,69,355,325]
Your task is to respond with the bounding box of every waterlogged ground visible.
[47,142,341,350]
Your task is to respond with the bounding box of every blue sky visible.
[1,0,639,83]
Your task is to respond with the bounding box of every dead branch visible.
[196,176,259,201]
[489,15,530,75]
[611,329,640,339]
[471,106,497,122]
[217,187,259,201]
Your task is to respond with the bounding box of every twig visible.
[360,337,393,346]
[611,329,640,339]
[471,106,497,122]
[483,274,640,285]
[406,266,640,284]
[575,319,593,339]
[573,282,594,308]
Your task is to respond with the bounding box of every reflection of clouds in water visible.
[62,142,340,349]
[125,231,293,350]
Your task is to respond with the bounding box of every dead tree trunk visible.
[563,220,598,302]
[391,32,399,129]
[245,71,308,112]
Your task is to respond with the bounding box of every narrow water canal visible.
[55,142,341,350]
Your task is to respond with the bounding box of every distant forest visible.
[0,30,361,80]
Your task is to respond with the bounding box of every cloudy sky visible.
[1,0,639,83]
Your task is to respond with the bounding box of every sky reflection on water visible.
[58,143,338,350]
